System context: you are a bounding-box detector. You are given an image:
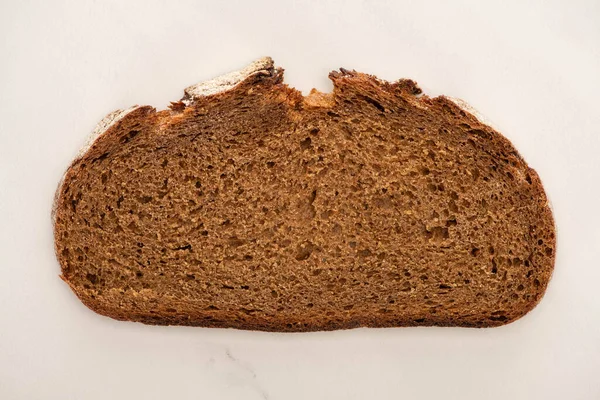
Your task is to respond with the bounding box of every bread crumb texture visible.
[53,58,555,331]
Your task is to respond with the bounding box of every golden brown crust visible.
[53,59,555,331]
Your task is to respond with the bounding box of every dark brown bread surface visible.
[53,58,555,331]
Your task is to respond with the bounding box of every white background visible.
[1,1,599,399]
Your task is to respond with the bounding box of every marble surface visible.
[1,1,599,399]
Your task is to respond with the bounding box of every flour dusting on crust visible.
[183,57,274,104]
[444,96,499,131]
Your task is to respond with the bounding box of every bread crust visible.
[53,58,555,331]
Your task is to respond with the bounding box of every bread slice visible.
[53,57,555,331]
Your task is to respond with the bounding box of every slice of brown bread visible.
[53,57,555,331]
